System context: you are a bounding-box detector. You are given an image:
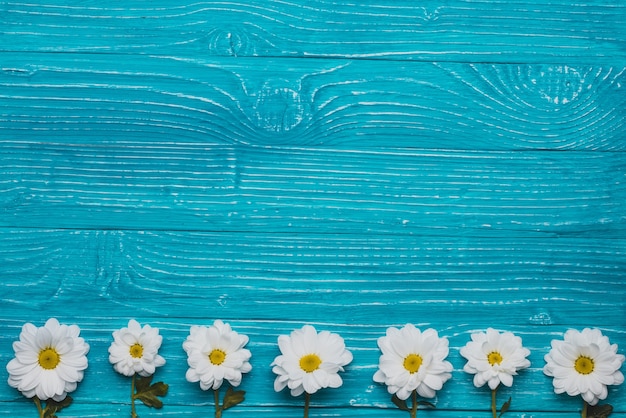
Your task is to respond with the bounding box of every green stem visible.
[214,388,222,418]
[131,374,137,418]
[581,400,588,418]
[491,388,497,418]
[33,397,45,418]
[410,390,418,418]
[304,392,310,418]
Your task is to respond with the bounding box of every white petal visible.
[302,375,321,394]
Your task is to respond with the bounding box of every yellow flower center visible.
[403,354,423,374]
[209,349,226,365]
[129,343,144,359]
[38,347,60,370]
[574,356,594,375]
[487,351,503,366]
[299,354,322,373]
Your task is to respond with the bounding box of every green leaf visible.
[498,397,511,417]
[43,396,73,418]
[42,410,57,418]
[588,404,613,418]
[133,376,169,409]
[420,400,436,409]
[222,387,246,410]
[391,394,410,411]
[42,407,58,418]
[134,375,153,392]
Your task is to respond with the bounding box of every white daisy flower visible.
[543,328,625,406]
[183,320,252,390]
[460,328,531,390]
[6,318,89,402]
[108,319,165,377]
[373,324,452,401]
[271,325,353,397]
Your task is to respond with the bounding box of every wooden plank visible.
[0,1,624,64]
[1,229,623,325]
[1,142,624,235]
[0,318,624,414]
[1,54,624,151]
[0,404,611,417]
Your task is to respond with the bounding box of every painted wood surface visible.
[1,1,625,64]
[1,0,624,416]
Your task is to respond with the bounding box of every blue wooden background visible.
[1,1,625,416]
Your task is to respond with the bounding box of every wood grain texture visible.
[1,54,624,150]
[1,0,625,416]
[0,1,624,64]
[2,142,625,236]
[1,229,624,324]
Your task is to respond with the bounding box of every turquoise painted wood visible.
[1,1,624,417]
[1,1,624,65]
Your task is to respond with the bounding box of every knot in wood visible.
[252,81,304,133]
